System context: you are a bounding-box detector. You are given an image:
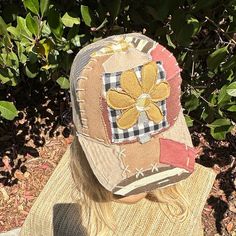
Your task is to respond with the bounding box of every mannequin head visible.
[70,136,190,235]
[69,33,195,235]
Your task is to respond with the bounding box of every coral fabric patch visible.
[159,138,196,172]
[102,61,170,143]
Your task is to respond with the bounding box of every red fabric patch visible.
[159,138,196,172]
[151,44,182,126]
[151,44,181,81]
[166,75,181,126]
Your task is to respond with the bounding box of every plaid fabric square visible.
[102,62,169,143]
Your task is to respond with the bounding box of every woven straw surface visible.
[19,147,216,236]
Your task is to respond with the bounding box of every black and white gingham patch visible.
[102,62,169,143]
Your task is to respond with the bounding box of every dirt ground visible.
[0,128,73,232]
[0,127,235,235]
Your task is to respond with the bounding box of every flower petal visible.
[150,81,170,102]
[106,89,135,110]
[117,107,139,129]
[141,61,157,93]
[145,102,163,123]
[120,70,142,99]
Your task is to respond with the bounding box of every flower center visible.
[136,93,151,111]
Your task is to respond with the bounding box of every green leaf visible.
[48,7,63,38]
[107,0,121,22]
[208,118,232,140]
[16,16,32,40]
[207,46,228,71]
[22,0,39,15]
[16,42,27,64]
[40,0,49,17]
[218,85,231,105]
[71,35,81,47]
[67,25,79,40]
[0,16,8,35]
[28,51,38,63]
[207,118,231,128]
[226,82,236,97]
[26,13,39,37]
[7,26,19,38]
[172,13,200,45]
[166,34,176,49]
[0,68,13,84]
[1,52,19,69]
[201,106,215,123]
[222,55,236,71]
[186,15,200,36]
[184,114,193,127]
[184,94,199,112]
[81,5,92,27]
[0,101,18,120]
[56,76,70,89]
[24,62,38,78]
[0,17,12,48]
[210,125,232,140]
[61,13,80,28]
[227,105,236,112]
[42,38,53,59]
[146,0,179,22]
[41,21,51,35]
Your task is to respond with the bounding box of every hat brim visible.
[77,109,196,196]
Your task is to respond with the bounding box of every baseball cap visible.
[70,33,197,197]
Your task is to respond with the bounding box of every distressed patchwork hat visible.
[70,33,197,197]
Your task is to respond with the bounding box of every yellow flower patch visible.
[106,61,170,129]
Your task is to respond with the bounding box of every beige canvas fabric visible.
[74,35,197,196]
[76,55,110,142]
[102,47,151,73]
[19,147,216,236]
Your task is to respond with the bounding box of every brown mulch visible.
[0,128,73,232]
[193,131,236,236]
[0,127,235,235]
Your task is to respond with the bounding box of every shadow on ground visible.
[0,79,72,186]
[191,128,236,235]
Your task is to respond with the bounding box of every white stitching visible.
[151,163,159,172]
[81,132,90,137]
[77,76,88,80]
[77,99,85,103]
[117,148,126,159]
[158,179,169,185]
[122,165,131,178]
[94,137,105,142]
[89,58,98,63]
[186,157,190,167]
[135,168,144,178]
[76,88,85,91]
[161,47,166,52]
[84,66,93,70]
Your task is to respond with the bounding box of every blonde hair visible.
[70,136,190,235]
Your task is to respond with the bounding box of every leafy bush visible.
[0,0,236,140]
